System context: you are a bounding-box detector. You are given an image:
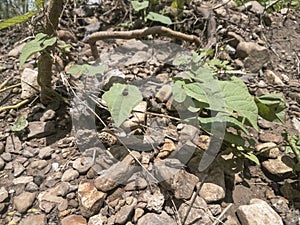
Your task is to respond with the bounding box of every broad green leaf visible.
[35,0,45,8]
[146,12,172,25]
[171,0,185,9]
[219,76,258,130]
[183,83,208,103]
[19,33,57,68]
[66,63,106,76]
[173,55,191,66]
[0,11,37,30]
[131,0,149,12]
[11,116,28,132]
[255,93,286,123]
[172,80,187,103]
[102,84,143,127]
[242,152,260,165]
[224,131,245,146]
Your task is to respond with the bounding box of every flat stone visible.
[255,142,280,159]
[40,109,56,122]
[259,132,282,144]
[37,184,69,212]
[61,168,80,182]
[1,152,12,162]
[61,215,87,225]
[5,135,22,153]
[13,176,34,185]
[20,68,39,99]
[237,198,283,225]
[30,160,48,170]
[122,101,147,129]
[264,70,284,86]
[78,180,106,217]
[137,211,176,225]
[0,142,4,154]
[133,208,144,223]
[28,121,56,138]
[19,214,46,225]
[38,146,55,159]
[14,192,36,213]
[8,43,26,57]
[0,187,8,202]
[262,156,293,180]
[25,182,39,192]
[13,162,25,177]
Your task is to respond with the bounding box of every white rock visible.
[237,198,284,225]
[21,68,39,99]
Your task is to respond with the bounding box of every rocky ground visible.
[0,0,300,225]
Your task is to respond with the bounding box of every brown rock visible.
[61,215,87,225]
[19,214,46,225]
[78,180,106,217]
[14,192,36,213]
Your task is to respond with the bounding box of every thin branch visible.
[87,26,202,59]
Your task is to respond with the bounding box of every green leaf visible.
[19,33,57,68]
[102,84,143,127]
[146,12,172,25]
[131,0,149,12]
[0,11,38,30]
[35,0,45,8]
[242,152,260,165]
[255,93,286,124]
[219,76,258,130]
[66,63,106,76]
[171,0,185,9]
[172,80,187,103]
[11,116,28,132]
[173,55,191,66]
[183,83,208,103]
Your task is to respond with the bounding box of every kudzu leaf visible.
[66,63,106,76]
[102,84,143,127]
[146,12,172,25]
[19,33,57,68]
[131,0,149,12]
[0,10,37,30]
[11,116,28,132]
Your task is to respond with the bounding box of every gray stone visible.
[13,162,25,177]
[72,157,93,174]
[28,121,56,138]
[30,160,48,170]
[25,182,39,192]
[78,180,106,217]
[0,187,8,202]
[236,41,269,72]
[40,109,56,122]
[115,204,135,224]
[259,132,282,143]
[14,192,36,213]
[133,208,144,223]
[155,84,172,103]
[61,215,87,225]
[178,196,212,225]
[5,135,22,153]
[264,70,284,86]
[37,184,68,212]
[38,146,55,159]
[13,176,34,185]
[94,152,141,192]
[7,43,26,57]
[1,152,12,162]
[237,198,283,225]
[61,168,80,182]
[0,157,5,170]
[137,211,176,225]
[19,214,46,225]
[199,166,226,203]
[20,68,39,99]
[88,214,107,225]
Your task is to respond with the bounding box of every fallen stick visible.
[87,26,202,59]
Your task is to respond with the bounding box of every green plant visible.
[67,50,287,165]
[131,0,172,25]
